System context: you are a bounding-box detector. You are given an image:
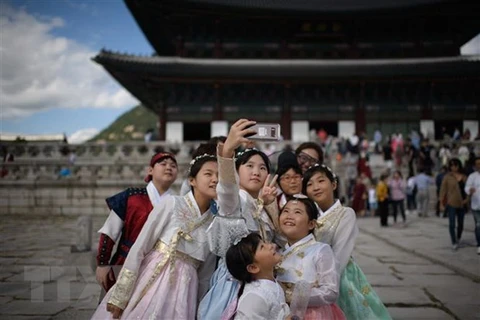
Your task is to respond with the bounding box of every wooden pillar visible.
[157,102,166,141]
[282,84,292,140]
[422,82,434,119]
[355,82,366,134]
[476,83,480,124]
[175,36,184,57]
[213,83,223,121]
[280,40,288,59]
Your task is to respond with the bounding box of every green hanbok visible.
[314,200,392,320]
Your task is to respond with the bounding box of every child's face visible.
[279,201,315,243]
[189,161,218,200]
[149,158,178,186]
[305,172,336,207]
[253,240,281,269]
[278,169,302,196]
[238,154,268,196]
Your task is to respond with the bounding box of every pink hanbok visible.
[91,192,215,320]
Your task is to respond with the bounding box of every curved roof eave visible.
[93,51,480,79]
[180,0,449,13]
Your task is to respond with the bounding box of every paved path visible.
[357,213,479,320]
[0,213,478,319]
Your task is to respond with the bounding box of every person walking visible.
[377,173,390,227]
[388,170,407,224]
[440,158,468,251]
[465,156,480,255]
[414,168,435,217]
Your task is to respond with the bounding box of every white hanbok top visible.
[108,192,214,309]
[208,155,278,257]
[276,234,340,305]
[235,279,290,320]
[314,200,359,273]
[97,181,174,242]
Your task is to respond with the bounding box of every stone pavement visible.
[0,213,479,320]
[356,213,480,320]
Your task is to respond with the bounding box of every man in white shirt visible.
[465,156,480,255]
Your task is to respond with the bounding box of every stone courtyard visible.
[0,212,478,320]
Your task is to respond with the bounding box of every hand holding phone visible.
[222,119,257,157]
[244,123,281,141]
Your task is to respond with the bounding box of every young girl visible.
[91,153,218,320]
[226,233,290,320]
[303,164,391,320]
[277,195,346,320]
[199,119,281,319]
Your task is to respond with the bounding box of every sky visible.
[0,1,479,143]
[0,0,150,143]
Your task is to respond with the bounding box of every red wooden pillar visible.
[355,82,366,134]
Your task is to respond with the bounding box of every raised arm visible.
[216,143,241,217]
[216,119,257,216]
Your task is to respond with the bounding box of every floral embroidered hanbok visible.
[91,192,215,320]
[276,233,345,320]
[314,200,391,320]
[198,155,280,320]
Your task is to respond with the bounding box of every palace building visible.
[94,0,480,142]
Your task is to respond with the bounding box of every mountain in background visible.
[90,105,158,142]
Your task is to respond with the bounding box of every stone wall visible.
[0,140,294,216]
[0,179,182,216]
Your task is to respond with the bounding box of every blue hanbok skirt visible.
[198,259,240,320]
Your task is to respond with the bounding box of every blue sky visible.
[1,1,479,143]
[1,0,151,142]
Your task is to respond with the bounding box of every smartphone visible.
[245,123,281,141]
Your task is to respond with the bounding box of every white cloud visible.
[0,3,138,119]
[68,128,99,144]
[461,33,480,55]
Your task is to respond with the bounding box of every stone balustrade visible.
[0,161,191,182]
[0,140,295,162]
[1,141,193,161]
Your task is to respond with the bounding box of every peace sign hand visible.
[222,119,257,158]
[261,174,278,205]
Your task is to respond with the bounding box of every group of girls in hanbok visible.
[91,118,391,320]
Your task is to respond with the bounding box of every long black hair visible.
[225,233,262,298]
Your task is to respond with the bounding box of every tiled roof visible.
[93,50,480,80]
